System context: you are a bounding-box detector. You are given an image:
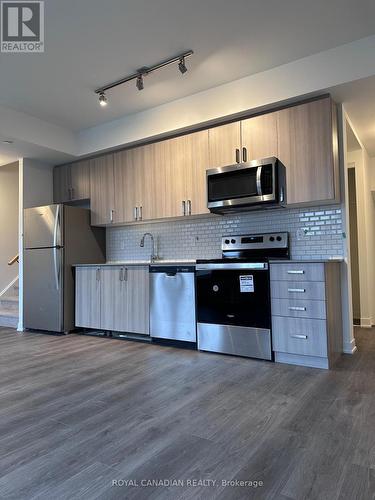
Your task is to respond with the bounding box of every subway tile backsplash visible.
[106,204,344,261]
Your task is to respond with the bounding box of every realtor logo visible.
[1,1,44,52]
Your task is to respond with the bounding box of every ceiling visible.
[0,0,375,133]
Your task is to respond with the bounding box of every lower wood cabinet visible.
[75,265,149,335]
[270,261,342,369]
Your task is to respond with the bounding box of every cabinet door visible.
[185,130,210,215]
[241,113,278,162]
[75,267,101,328]
[126,266,149,335]
[277,98,338,205]
[53,165,71,203]
[100,267,128,331]
[89,154,115,225]
[208,122,241,168]
[70,160,90,201]
[114,149,137,224]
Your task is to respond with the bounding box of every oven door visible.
[196,263,271,329]
[206,157,278,212]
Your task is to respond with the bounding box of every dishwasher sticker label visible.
[239,275,254,293]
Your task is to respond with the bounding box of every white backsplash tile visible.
[106,204,344,261]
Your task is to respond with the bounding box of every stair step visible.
[0,310,18,328]
[0,297,18,310]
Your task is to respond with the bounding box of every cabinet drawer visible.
[272,316,327,357]
[271,280,325,300]
[270,263,325,282]
[271,298,326,319]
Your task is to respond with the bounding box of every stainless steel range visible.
[196,232,289,360]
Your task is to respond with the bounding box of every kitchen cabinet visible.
[53,161,90,203]
[241,113,278,161]
[270,261,342,369]
[208,114,278,168]
[75,265,149,335]
[277,97,339,205]
[75,266,101,329]
[89,154,115,226]
[208,122,241,168]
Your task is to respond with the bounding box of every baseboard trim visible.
[343,338,357,354]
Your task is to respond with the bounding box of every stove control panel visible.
[222,232,288,251]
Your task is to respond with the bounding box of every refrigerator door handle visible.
[53,204,60,248]
[53,247,60,291]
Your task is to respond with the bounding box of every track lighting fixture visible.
[136,74,144,91]
[178,57,187,74]
[98,91,108,106]
[95,50,193,104]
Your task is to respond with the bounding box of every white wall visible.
[18,158,54,331]
[347,146,375,327]
[0,162,19,293]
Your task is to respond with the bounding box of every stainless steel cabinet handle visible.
[287,270,305,274]
[123,268,128,281]
[109,209,114,223]
[119,268,123,281]
[291,334,308,340]
[68,187,72,201]
[187,200,192,216]
[134,207,138,221]
[235,148,240,163]
[288,306,306,311]
[96,268,100,281]
[182,200,186,216]
[71,187,75,200]
[139,206,143,221]
[242,147,247,162]
[288,288,306,293]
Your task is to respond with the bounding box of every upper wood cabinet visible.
[208,114,278,168]
[277,97,339,205]
[241,113,278,161]
[208,122,241,168]
[89,154,115,226]
[53,160,90,203]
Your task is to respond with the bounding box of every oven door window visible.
[196,269,271,329]
[208,168,258,202]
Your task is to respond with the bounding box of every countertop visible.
[73,257,344,267]
[72,259,197,267]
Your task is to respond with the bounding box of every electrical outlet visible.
[296,228,308,240]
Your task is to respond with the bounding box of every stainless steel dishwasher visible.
[150,265,196,343]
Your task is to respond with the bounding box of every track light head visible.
[178,57,187,74]
[136,74,144,91]
[98,92,108,106]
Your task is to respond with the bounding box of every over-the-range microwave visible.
[206,156,286,214]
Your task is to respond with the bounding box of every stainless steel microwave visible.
[206,157,286,214]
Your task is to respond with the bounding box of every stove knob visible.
[269,236,275,242]
[225,239,230,245]
[276,236,282,242]
[231,239,236,244]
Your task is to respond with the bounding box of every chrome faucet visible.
[140,233,157,262]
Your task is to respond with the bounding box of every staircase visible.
[0,281,19,329]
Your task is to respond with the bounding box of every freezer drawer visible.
[24,247,63,332]
[150,267,196,342]
[24,204,62,249]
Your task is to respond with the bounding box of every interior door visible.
[24,247,63,332]
[24,204,61,249]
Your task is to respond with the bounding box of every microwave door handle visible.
[256,166,263,196]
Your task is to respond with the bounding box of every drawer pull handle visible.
[291,334,308,340]
[288,306,306,311]
[287,270,305,274]
[288,288,306,293]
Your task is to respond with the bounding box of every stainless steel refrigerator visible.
[24,204,106,333]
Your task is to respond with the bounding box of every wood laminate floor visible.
[0,327,374,500]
